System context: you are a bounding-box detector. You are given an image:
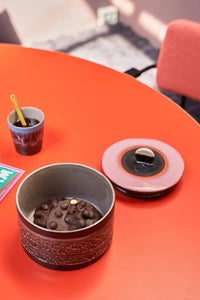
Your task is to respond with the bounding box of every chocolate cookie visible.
[33,198,102,231]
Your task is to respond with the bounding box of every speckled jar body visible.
[16,163,115,270]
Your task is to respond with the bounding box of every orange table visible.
[0,44,200,300]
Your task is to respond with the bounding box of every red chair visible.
[125,19,200,109]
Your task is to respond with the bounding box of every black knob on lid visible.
[135,148,155,165]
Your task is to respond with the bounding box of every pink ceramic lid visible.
[102,138,184,195]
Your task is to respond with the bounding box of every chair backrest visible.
[156,19,200,102]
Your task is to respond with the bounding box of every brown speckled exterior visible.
[18,210,114,270]
[11,127,43,155]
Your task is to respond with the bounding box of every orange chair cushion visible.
[156,19,200,101]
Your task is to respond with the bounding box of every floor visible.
[1,0,200,47]
[0,0,100,46]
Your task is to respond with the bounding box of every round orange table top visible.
[0,44,200,300]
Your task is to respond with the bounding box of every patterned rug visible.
[32,23,200,123]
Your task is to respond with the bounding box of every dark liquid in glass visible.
[13,118,39,127]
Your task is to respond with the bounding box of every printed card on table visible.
[0,163,25,202]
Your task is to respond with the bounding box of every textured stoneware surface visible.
[18,210,114,270]
[16,163,115,270]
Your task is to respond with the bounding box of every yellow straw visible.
[10,94,27,126]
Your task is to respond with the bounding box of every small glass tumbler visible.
[7,107,44,155]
